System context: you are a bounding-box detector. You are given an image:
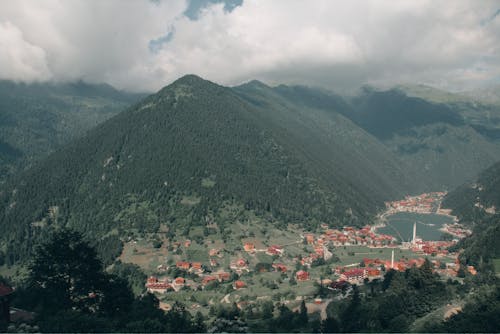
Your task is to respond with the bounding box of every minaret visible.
[391,249,394,269]
[412,222,417,244]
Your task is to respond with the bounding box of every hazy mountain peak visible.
[235,79,271,90]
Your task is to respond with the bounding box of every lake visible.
[378,212,454,242]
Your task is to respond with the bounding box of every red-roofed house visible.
[216,272,231,282]
[233,280,246,290]
[272,263,288,273]
[366,269,382,279]
[173,277,186,290]
[267,245,283,256]
[145,277,172,293]
[244,242,255,253]
[314,246,324,257]
[340,268,366,284]
[296,270,310,281]
[191,262,203,273]
[202,276,217,286]
[176,261,190,270]
[236,259,247,267]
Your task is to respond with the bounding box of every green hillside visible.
[0,80,143,183]
[442,160,500,223]
[234,81,412,200]
[0,75,409,264]
[441,160,500,270]
[267,84,500,192]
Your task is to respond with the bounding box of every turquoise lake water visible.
[378,212,454,241]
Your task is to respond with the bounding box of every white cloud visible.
[0,21,52,82]
[0,0,499,92]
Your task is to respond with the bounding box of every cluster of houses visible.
[330,255,477,286]
[144,209,473,299]
[441,223,472,239]
[243,242,284,256]
[410,240,456,255]
[385,192,446,214]
[306,226,396,248]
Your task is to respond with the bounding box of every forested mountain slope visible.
[0,75,410,264]
[265,84,500,192]
[0,80,143,183]
[442,160,500,224]
[351,87,500,191]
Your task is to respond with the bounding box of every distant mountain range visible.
[1,75,500,264]
[0,80,144,183]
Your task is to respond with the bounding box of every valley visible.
[0,75,498,332]
[112,192,471,318]
[2,2,500,331]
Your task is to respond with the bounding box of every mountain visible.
[268,84,500,192]
[345,87,500,191]
[0,80,144,183]
[442,160,500,224]
[0,75,412,264]
[441,162,500,270]
[462,84,500,105]
[234,81,412,200]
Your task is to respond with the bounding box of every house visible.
[0,283,13,324]
[209,248,220,257]
[176,261,190,270]
[236,258,247,267]
[202,276,217,286]
[467,266,477,275]
[296,270,310,281]
[243,242,255,253]
[233,280,246,290]
[191,262,203,273]
[216,272,231,282]
[184,240,192,248]
[314,246,324,257]
[174,277,185,285]
[272,263,288,273]
[145,277,172,293]
[366,269,382,279]
[172,277,186,291]
[305,234,315,244]
[340,268,366,284]
[267,245,283,256]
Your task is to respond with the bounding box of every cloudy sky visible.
[1,0,499,92]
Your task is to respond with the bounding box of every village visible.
[137,215,473,313]
[384,191,448,215]
[144,224,472,293]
